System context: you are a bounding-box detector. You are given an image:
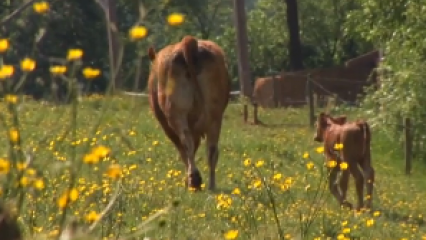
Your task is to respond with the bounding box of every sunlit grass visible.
[0,96,425,239]
[1,1,426,239]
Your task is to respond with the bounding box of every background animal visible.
[147,35,231,191]
[253,50,380,108]
[313,112,375,211]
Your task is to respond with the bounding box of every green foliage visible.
[0,0,376,93]
[347,0,426,159]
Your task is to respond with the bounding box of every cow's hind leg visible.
[205,119,223,191]
[185,134,201,187]
[169,116,202,190]
[149,97,189,174]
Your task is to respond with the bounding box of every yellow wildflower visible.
[57,193,68,209]
[340,162,348,170]
[82,67,101,79]
[366,218,374,227]
[273,173,282,180]
[16,162,27,171]
[19,177,29,187]
[49,65,67,75]
[0,158,11,174]
[232,187,241,195]
[327,160,337,168]
[85,210,99,223]
[303,152,309,159]
[315,146,324,154]
[0,39,9,53]
[129,26,148,41]
[224,229,239,240]
[67,49,83,61]
[243,158,251,166]
[306,161,314,170]
[373,211,381,217]
[9,128,19,143]
[334,143,344,150]
[105,164,122,179]
[252,179,262,189]
[5,94,17,104]
[26,168,36,176]
[34,178,45,190]
[255,160,264,167]
[167,13,185,26]
[0,65,14,79]
[83,153,99,164]
[33,1,49,14]
[69,188,79,202]
[92,145,110,159]
[20,58,36,72]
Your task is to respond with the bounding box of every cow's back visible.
[148,39,230,134]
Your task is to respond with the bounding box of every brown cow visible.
[147,35,231,191]
[253,50,381,108]
[313,112,375,211]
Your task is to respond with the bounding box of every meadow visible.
[1,94,426,240]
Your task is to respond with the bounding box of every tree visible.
[284,0,303,70]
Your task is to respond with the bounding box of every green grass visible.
[2,95,426,240]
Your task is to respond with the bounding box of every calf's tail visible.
[357,121,371,158]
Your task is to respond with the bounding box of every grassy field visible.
[2,95,426,240]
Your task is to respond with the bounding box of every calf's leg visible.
[348,162,364,211]
[328,167,345,207]
[361,155,375,209]
[339,168,352,209]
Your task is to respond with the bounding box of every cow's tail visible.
[358,121,371,158]
[181,36,206,130]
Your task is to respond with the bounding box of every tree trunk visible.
[96,0,121,91]
[285,0,304,70]
[106,0,121,90]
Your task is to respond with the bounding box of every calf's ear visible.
[333,115,347,125]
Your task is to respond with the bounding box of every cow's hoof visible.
[341,201,353,210]
[188,170,203,191]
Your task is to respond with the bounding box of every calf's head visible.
[313,112,347,142]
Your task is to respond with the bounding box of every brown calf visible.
[313,112,375,211]
[147,35,231,191]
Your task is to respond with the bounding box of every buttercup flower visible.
[129,26,148,41]
[0,39,9,53]
[21,58,36,72]
[33,2,49,14]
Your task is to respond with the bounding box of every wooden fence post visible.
[307,74,315,128]
[253,102,259,124]
[404,117,412,175]
[243,104,248,123]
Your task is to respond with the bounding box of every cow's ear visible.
[148,47,156,61]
